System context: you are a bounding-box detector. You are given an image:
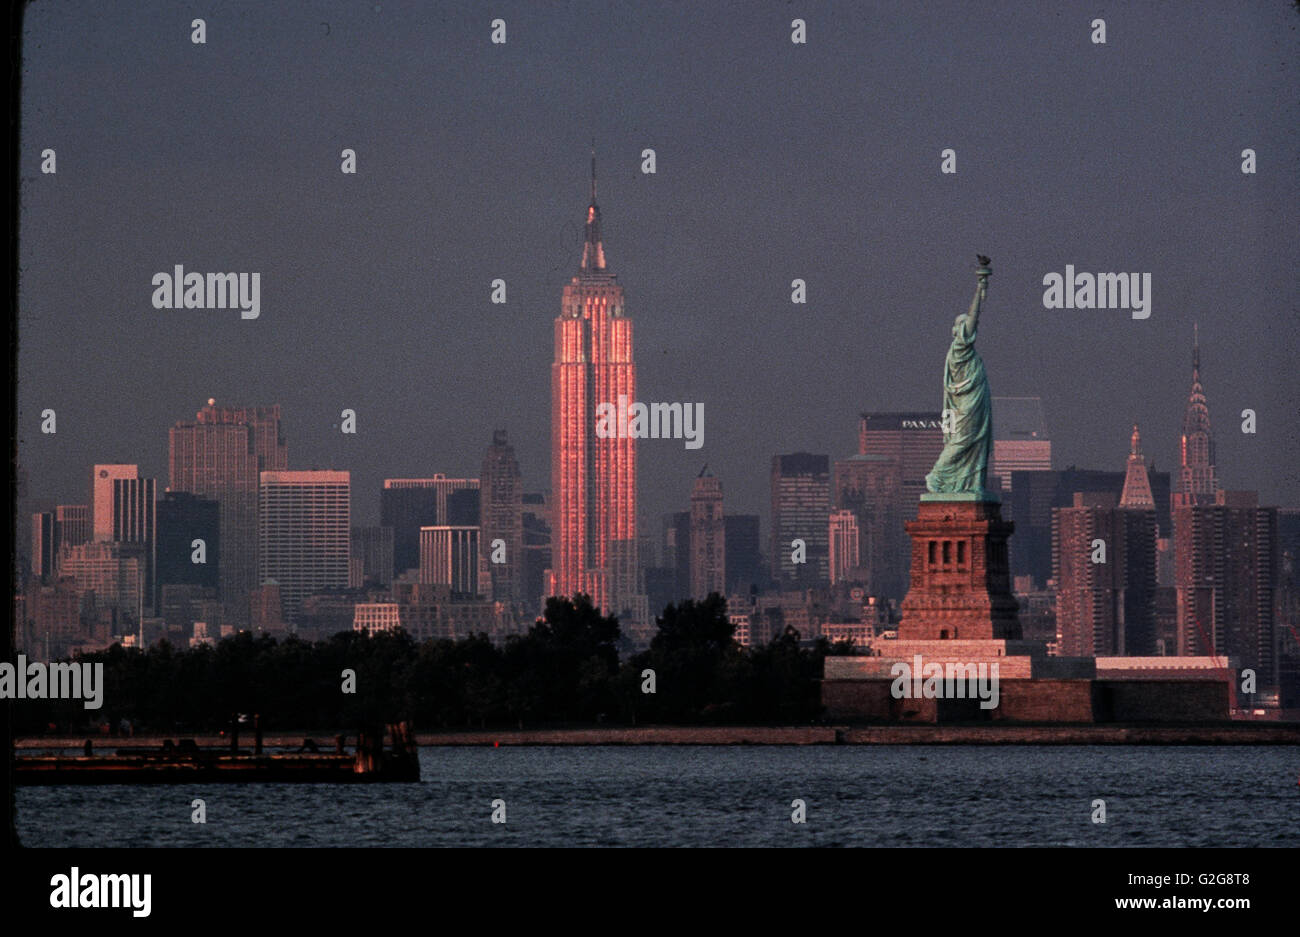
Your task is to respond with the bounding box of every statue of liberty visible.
[924,256,996,499]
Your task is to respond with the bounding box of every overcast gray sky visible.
[17,0,1300,533]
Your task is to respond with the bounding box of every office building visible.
[420,525,481,596]
[770,453,831,588]
[169,401,287,626]
[480,430,524,606]
[381,476,479,577]
[258,470,350,628]
[689,472,725,599]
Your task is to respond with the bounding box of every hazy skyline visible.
[17,1,1299,531]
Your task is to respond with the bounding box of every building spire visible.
[1120,421,1155,509]
[580,144,607,273]
[1193,322,1200,374]
[1176,326,1218,506]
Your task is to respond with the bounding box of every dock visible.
[15,722,419,784]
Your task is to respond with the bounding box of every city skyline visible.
[19,326,1286,533]
[15,1,1298,534]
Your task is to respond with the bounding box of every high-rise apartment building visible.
[1007,467,1172,591]
[1053,490,1158,657]
[1174,490,1278,688]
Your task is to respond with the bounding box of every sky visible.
[16,0,1300,536]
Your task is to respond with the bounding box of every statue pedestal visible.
[898,498,1021,641]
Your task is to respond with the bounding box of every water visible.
[15,746,1300,847]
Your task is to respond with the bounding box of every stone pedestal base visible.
[898,498,1021,641]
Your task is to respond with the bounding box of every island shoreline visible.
[15,723,1300,748]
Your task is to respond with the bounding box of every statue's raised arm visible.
[962,255,992,334]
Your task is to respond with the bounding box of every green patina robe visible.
[925,312,992,494]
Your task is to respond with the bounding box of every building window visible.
[942,541,952,565]
[957,541,967,567]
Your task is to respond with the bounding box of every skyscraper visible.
[258,470,350,628]
[522,492,552,618]
[1119,424,1156,509]
[689,472,725,600]
[381,476,480,577]
[55,504,91,553]
[31,512,55,583]
[90,466,157,612]
[833,453,907,600]
[828,509,861,586]
[991,396,1052,494]
[419,525,481,596]
[1175,326,1219,508]
[770,453,831,588]
[663,511,691,601]
[155,490,220,601]
[91,464,139,542]
[857,412,944,506]
[1006,466,1172,591]
[480,430,524,606]
[1053,487,1158,658]
[1276,509,1300,709]
[551,154,644,631]
[723,515,763,595]
[854,413,944,598]
[60,541,144,621]
[169,401,287,626]
[349,526,394,588]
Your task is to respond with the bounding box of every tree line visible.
[15,595,851,734]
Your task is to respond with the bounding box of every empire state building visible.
[550,155,647,637]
